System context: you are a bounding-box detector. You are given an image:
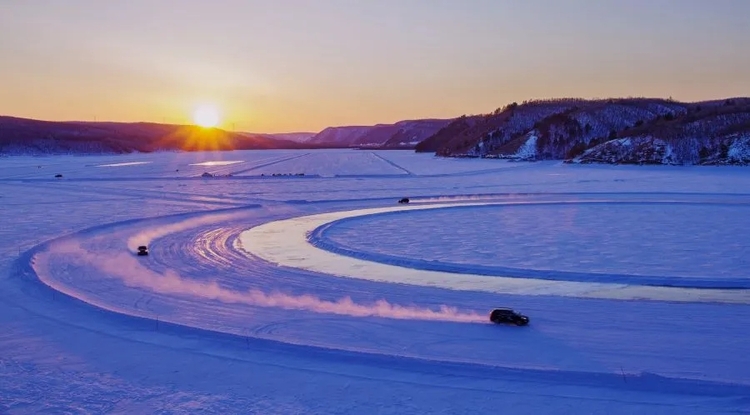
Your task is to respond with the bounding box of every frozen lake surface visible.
[1,149,749,414]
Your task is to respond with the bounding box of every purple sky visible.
[1,0,748,132]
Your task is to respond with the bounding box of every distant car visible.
[55,174,63,178]
[398,198,410,204]
[136,245,149,256]
[489,308,529,326]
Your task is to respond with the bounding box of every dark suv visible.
[489,308,529,326]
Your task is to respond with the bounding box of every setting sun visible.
[193,105,220,128]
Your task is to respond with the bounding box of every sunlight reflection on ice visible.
[95,161,151,167]
[189,160,244,166]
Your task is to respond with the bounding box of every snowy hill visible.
[0,116,310,155]
[420,97,750,165]
[308,119,453,148]
[379,119,456,148]
[573,100,750,165]
[308,125,380,146]
[414,115,485,153]
[255,132,316,143]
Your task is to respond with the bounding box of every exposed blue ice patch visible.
[95,161,152,167]
[309,201,750,289]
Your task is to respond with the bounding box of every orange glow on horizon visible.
[157,125,235,152]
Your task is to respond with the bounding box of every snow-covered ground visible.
[1,149,750,414]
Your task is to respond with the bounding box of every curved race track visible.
[27,193,750,393]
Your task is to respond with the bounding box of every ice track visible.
[26,194,750,394]
[246,200,750,299]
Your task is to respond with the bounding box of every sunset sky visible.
[1,0,748,133]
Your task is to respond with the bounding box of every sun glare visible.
[193,105,220,128]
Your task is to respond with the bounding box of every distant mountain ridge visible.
[0,116,454,155]
[308,119,454,148]
[8,97,749,164]
[415,97,750,165]
[0,116,334,155]
[253,132,316,143]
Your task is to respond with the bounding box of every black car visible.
[398,197,410,204]
[489,308,529,326]
[136,245,149,256]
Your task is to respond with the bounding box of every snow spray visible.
[126,211,247,252]
[37,240,486,324]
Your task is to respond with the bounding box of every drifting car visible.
[489,308,529,326]
[398,197,410,204]
[136,245,149,256]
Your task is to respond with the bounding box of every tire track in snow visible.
[229,152,312,175]
[370,152,414,175]
[33,215,486,324]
